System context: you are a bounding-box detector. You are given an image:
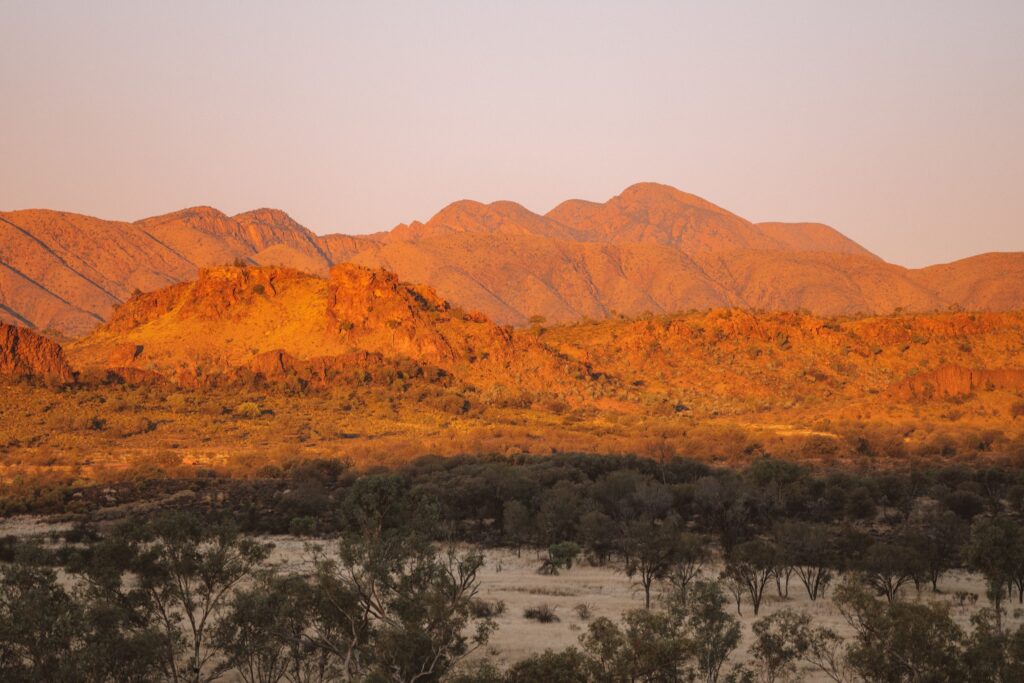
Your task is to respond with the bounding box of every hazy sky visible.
[2,1,1022,267]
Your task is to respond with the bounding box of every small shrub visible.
[524,604,559,623]
[574,603,592,621]
[234,402,263,419]
[470,599,506,619]
[538,541,581,575]
[113,414,155,437]
[1011,401,1024,419]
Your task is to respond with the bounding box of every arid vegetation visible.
[4,453,1024,680]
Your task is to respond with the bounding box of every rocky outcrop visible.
[326,264,457,363]
[0,323,74,383]
[890,365,1024,400]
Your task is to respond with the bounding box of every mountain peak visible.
[144,206,230,223]
[614,182,740,217]
[233,208,301,227]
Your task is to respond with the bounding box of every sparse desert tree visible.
[576,579,740,683]
[309,532,495,682]
[750,609,813,683]
[963,608,1024,682]
[502,500,533,556]
[834,579,967,683]
[580,608,688,681]
[665,532,711,597]
[672,580,743,683]
[0,563,87,683]
[122,512,273,683]
[212,572,320,683]
[539,541,581,575]
[904,509,966,593]
[722,539,778,616]
[502,648,590,683]
[578,510,617,565]
[775,521,834,601]
[535,481,584,546]
[620,513,690,608]
[963,516,1022,622]
[858,541,923,603]
[749,607,853,683]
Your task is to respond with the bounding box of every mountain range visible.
[3,182,1022,337]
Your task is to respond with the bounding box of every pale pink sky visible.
[1,1,1022,267]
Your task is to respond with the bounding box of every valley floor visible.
[3,514,1001,682]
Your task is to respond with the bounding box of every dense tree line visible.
[4,453,1024,680]
[247,454,1024,609]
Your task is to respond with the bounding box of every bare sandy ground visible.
[0,515,75,538]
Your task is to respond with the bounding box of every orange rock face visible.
[67,265,583,394]
[2,183,1022,336]
[891,365,1024,400]
[0,323,75,383]
[326,265,456,363]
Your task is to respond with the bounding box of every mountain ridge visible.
[2,182,1022,336]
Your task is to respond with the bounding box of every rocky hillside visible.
[0,322,74,383]
[68,265,584,393]
[3,183,1022,336]
[543,308,1024,414]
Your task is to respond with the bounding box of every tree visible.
[672,581,742,683]
[0,563,85,683]
[748,607,852,683]
[666,533,710,597]
[963,517,1021,622]
[904,509,966,593]
[535,481,583,546]
[858,542,922,603]
[722,539,778,616]
[576,580,741,683]
[877,473,918,522]
[834,579,967,683]
[504,648,589,683]
[589,608,689,681]
[579,510,617,565]
[691,475,755,551]
[621,514,690,608]
[310,535,494,682]
[964,608,1024,683]
[502,500,533,556]
[577,617,629,681]
[115,512,274,683]
[212,572,317,683]
[750,609,813,683]
[774,522,834,601]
